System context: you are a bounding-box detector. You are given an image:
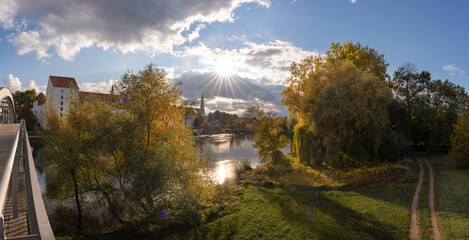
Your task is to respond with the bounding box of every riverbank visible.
[67,158,419,240]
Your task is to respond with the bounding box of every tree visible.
[389,63,468,151]
[324,41,389,81]
[16,105,37,129]
[283,58,392,168]
[249,109,289,165]
[42,64,217,233]
[42,105,95,236]
[112,64,214,223]
[13,89,37,108]
[389,63,418,140]
[451,106,469,168]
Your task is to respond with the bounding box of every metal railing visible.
[0,120,54,240]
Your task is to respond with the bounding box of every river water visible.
[197,134,261,183]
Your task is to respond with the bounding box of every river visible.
[197,134,261,183]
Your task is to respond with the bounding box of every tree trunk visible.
[71,172,83,237]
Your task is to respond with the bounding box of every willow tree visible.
[282,42,392,168]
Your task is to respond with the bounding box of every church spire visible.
[200,94,205,116]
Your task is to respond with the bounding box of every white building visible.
[45,76,79,118]
[33,76,79,127]
[32,92,46,127]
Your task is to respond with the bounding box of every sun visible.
[214,57,236,76]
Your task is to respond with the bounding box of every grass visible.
[60,158,432,240]
[427,154,469,239]
[162,160,421,240]
[416,156,432,240]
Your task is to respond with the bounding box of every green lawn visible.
[428,154,469,239]
[165,161,420,240]
[416,159,432,240]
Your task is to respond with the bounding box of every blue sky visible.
[0,0,468,115]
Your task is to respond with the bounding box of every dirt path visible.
[409,157,424,240]
[422,157,444,240]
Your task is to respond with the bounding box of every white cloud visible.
[206,96,282,116]
[442,64,465,77]
[79,80,116,93]
[187,24,206,42]
[2,74,44,93]
[227,34,247,42]
[183,40,319,85]
[23,80,41,93]
[5,0,271,61]
[350,0,357,3]
[2,74,21,92]
[0,0,17,29]
[179,71,288,115]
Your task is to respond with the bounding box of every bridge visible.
[0,88,15,125]
[0,87,54,239]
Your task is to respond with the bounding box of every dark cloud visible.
[5,0,270,60]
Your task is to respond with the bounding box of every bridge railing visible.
[0,120,55,240]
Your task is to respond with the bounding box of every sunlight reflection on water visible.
[214,160,235,184]
[198,134,260,184]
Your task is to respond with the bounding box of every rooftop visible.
[49,76,79,89]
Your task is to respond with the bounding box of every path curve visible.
[423,157,444,240]
[409,157,424,240]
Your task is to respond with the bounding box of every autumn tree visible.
[42,105,96,236]
[451,106,469,168]
[282,43,392,168]
[111,64,214,223]
[42,64,217,233]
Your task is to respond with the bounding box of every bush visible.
[342,164,411,188]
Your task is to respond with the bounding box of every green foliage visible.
[389,63,468,150]
[451,106,469,168]
[17,105,38,130]
[252,112,289,165]
[13,89,37,108]
[325,41,389,81]
[42,64,218,235]
[283,56,392,168]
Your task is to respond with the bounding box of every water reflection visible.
[197,134,260,184]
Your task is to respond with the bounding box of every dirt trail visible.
[409,158,424,240]
[423,157,444,240]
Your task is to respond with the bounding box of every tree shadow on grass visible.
[256,185,404,240]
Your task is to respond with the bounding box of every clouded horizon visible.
[1,0,468,115]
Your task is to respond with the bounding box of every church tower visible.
[200,94,205,116]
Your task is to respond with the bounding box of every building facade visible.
[32,92,46,127]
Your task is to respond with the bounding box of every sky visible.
[1,0,468,116]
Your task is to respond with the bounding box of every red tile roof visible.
[49,76,79,89]
[36,92,46,105]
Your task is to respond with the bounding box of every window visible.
[60,107,63,111]
[61,101,63,105]
[60,113,63,117]
[61,89,64,93]
[61,95,63,100]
